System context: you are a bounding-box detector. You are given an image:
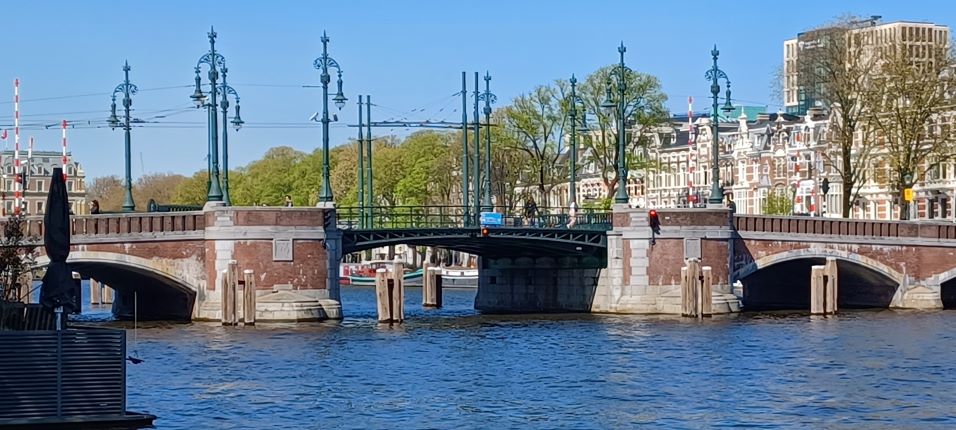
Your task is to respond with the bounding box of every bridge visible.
[16,204,956,321]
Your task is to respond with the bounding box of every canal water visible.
[77,286,956,429]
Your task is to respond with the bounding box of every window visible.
[36,180,43,192]
[36,201,43,213]
[67,180,74,192]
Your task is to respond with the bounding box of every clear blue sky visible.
[0,0,951,180]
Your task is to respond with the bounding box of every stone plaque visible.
[684,238,701,260]
[273,238,293,261]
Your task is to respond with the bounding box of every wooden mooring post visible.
[681,259,712,318]
[242,269,256,325]
[423,265,443,309]
[90,278,101,305]
[811,258,839,315]
[221,261,239,326]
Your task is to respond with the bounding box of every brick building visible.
[0,150,87,216]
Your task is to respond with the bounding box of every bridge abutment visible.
[591,207,741,315]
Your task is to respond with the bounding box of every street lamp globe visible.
[333,71,347,110]
[190,67,206,108]
[601,80,615,110]
[231,105,244,131]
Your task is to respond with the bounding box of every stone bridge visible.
[29,206,338,322]
[18,205,956,322]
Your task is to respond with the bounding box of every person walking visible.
[90,200,101,215]
[524,196,538,227]
[566,201,577,229]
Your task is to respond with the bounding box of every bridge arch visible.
[735,248,903,310]
[342,228,607,259]
[34,251,202,320]
[932,268,956,309]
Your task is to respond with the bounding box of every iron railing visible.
[336,206,612,231]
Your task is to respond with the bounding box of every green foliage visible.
[762,189,793,216]
[0,214,38,327]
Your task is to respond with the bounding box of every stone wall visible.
[474,256,604,313]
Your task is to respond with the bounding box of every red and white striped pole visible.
[687,96,695,206]
[13,79,21,215]
[0,129,6,216]
[61,120,69,182]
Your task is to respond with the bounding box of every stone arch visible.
[34,251,204,320]
[736,248,903,310]
[734,248,904,284]
[933,267,956,309]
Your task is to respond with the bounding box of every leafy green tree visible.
[579,65,669,200]
[502,85,566,206]
[171,170,209,206]
[762,188,794,215]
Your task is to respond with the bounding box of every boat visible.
[341,261,477,288]
[439,266,478,288]
[348,268,424,287]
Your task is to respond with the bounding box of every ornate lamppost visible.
[218,68,243,206]
[189,27,226,203]
[601,42,633,205]
[567,74,588,206]
[313,31,348,204]
[704,45,734,205]
[108,61,138,212]
[479,72,496,212]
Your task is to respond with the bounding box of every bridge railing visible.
[336,206,612,231]
[735,214,956,240]
[12,211,206,238]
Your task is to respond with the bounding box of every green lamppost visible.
[357,95,365,228]
[704,45,734,205]
[567,74,588,206]
[313,31,348,204]
[479,72,496,212]
[108,61,138,212]
[601,42,632,205]
[218,67,243,206]
[189,27,225,203]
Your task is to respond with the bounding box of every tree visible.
[762,188,794,215]
[230,146,304,206]
[132,173,187,208]
[502,84,566,206]
[488,114,528,212]
[796,16,880,217]
[579,65,669,200]
[0,215,38,328]
[171,170,209,206]
[868,41,956,219]
[87,175,124,212]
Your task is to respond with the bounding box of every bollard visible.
[701,266,713,317]
[422,262,433,307]
[243,269,256,325]
[434,273,443,309]
[825,257,838,315]
[90,278,101,305]
[681,259,701,317]
[810,265,826,315]
[375,269,391,322]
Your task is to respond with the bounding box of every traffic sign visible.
[904,188,914,202]
[479,212,502,226]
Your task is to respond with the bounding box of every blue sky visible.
[0,0,951,179]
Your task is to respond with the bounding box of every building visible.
[0,150,87,216]
[783,18,950,115]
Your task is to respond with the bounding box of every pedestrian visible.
[727,195,737,214]
[90,200,101,215]
[284,195,293,207]
[566,201,577,229]
[525,196,538,226]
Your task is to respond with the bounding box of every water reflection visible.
[64,285,956,428]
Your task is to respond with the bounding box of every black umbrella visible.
[39,167,76,316]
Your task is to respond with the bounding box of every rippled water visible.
[82,286,956,429]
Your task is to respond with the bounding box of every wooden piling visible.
[102,285,114,304]
[375,268,391,322]
[90,278,101,305]
[825,257,838,315]
[222,265,238,326]
[423,266,442,308]
[390,260,405,322]
[681,259,701,317]
[810,265,825,315]
[243,269,256,325]
[701,266,713,317]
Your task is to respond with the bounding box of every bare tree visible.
[796,16,881,217]
[868,41,956,219]
[502,85,566,206]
